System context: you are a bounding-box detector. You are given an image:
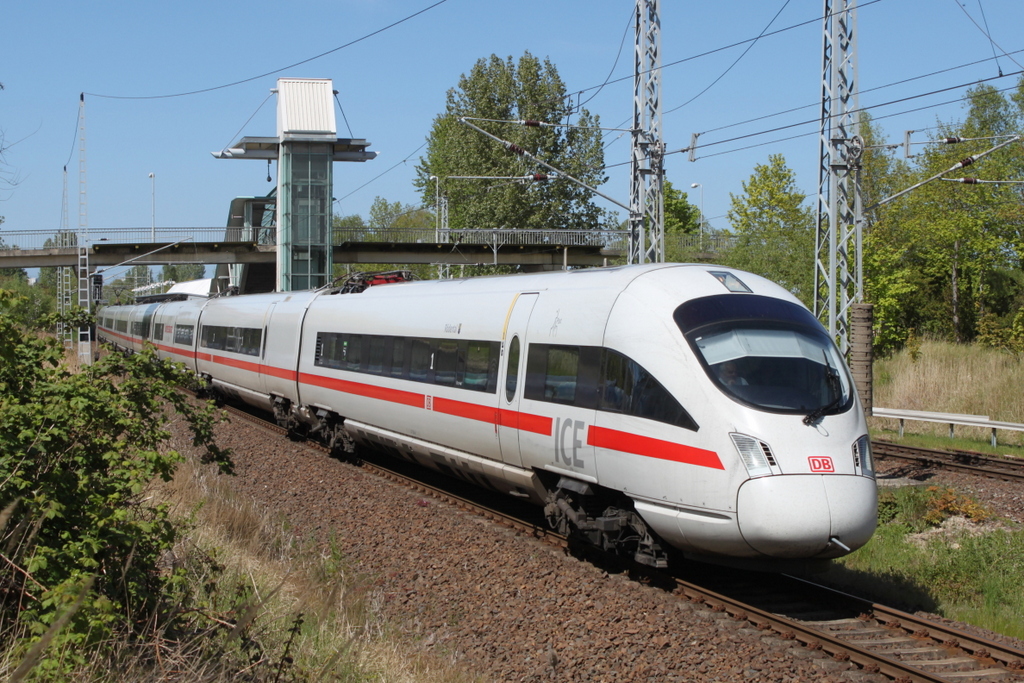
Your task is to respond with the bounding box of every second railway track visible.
[872,441,1024,482]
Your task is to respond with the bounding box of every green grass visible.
[816,486,1024,640]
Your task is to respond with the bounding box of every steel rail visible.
[224,405,1024,681]
[873,440,1024,482]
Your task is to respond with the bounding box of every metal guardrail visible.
[873,407,1024,447]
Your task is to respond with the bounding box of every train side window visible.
[152,320,164,342]
[434,339,461,386]
[201,325,228,350]
[340,334,363,372]
[241,328,262,356]
[390,337,407,378]
[526,344,579,404]
[505,336,521,402]
[465,340,492,392]
[174,324,194,346]
[409,338,432,382]
[366,336,387,375]
[600,348,698,432]
[315,333,339,369]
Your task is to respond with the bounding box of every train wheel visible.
[544,483,669,569]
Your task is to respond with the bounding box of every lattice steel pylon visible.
[57,167,73,347]
[76,93,93,365]
[629,0,665,264]
[814,0,863,355]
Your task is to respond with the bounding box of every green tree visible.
[664,180,700,235]
[0,292,229,671]
[333,211,369,242]
[368,196,432,231]
[722,154,815,305]
[865,77,1024,351]
[124,263,153,292]
[416,52,613,233]
[160,263,206,283]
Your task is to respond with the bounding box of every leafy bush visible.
[0,290,231,675]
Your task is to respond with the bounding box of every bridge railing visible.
[0,228,234,251]
[0,227,735,255]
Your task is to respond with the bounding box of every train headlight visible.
[852,434,873,477]
[730,433,777,478]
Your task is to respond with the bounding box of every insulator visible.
[960,156,976,167]
[942,137,963,144]
[960,177,979,184]
[531,173,549,181]
[523,120,542,127]
[506,142,526,156]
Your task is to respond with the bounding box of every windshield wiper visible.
[803,351,842,426]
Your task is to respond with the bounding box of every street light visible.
[148,173,156,242]
[690,182,704,250]
[429,175,440,243]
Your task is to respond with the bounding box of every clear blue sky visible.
[3,0,1022,244]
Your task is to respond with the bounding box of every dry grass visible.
[0,446,482,682]
[143,450,484,683]
[871,339,1024,449]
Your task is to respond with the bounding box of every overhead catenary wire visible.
[665,0,793,115]
[82,0,451,100]
[335,142,427,204]
[680,70,1024,161]
[953,0,1022,74]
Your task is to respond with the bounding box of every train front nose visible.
[736,475,877,558]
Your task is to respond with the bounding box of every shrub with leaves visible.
[0,290,231,673]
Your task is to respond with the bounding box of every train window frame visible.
[201,325,262,357]
[312,331,500,394]
[526,342,698,431]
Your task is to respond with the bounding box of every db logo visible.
[808,456,835,473]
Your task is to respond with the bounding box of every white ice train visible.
[97,264,877,568]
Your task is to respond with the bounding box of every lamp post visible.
[148,173,156,242]
[690,182,704,251]
[429,175,440,243]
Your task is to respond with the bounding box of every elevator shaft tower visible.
[215,78,377,291]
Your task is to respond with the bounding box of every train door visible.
[498,293,538,468]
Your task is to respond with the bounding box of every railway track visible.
[223,404,1024,682]
[872,441,1024,482]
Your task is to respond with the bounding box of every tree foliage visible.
[0,291,230,671]
[864,77,1024,353]
[664,180,700,235]
[416,52,613,232]
[722,154,815,305]
[160,262,206,283]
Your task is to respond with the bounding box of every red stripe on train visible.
[587,425,724,470]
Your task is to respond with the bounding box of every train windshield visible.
[674,294,853,417]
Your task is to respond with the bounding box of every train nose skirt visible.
[736,474,877,559]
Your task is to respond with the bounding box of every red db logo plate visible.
[808,456,835,473]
